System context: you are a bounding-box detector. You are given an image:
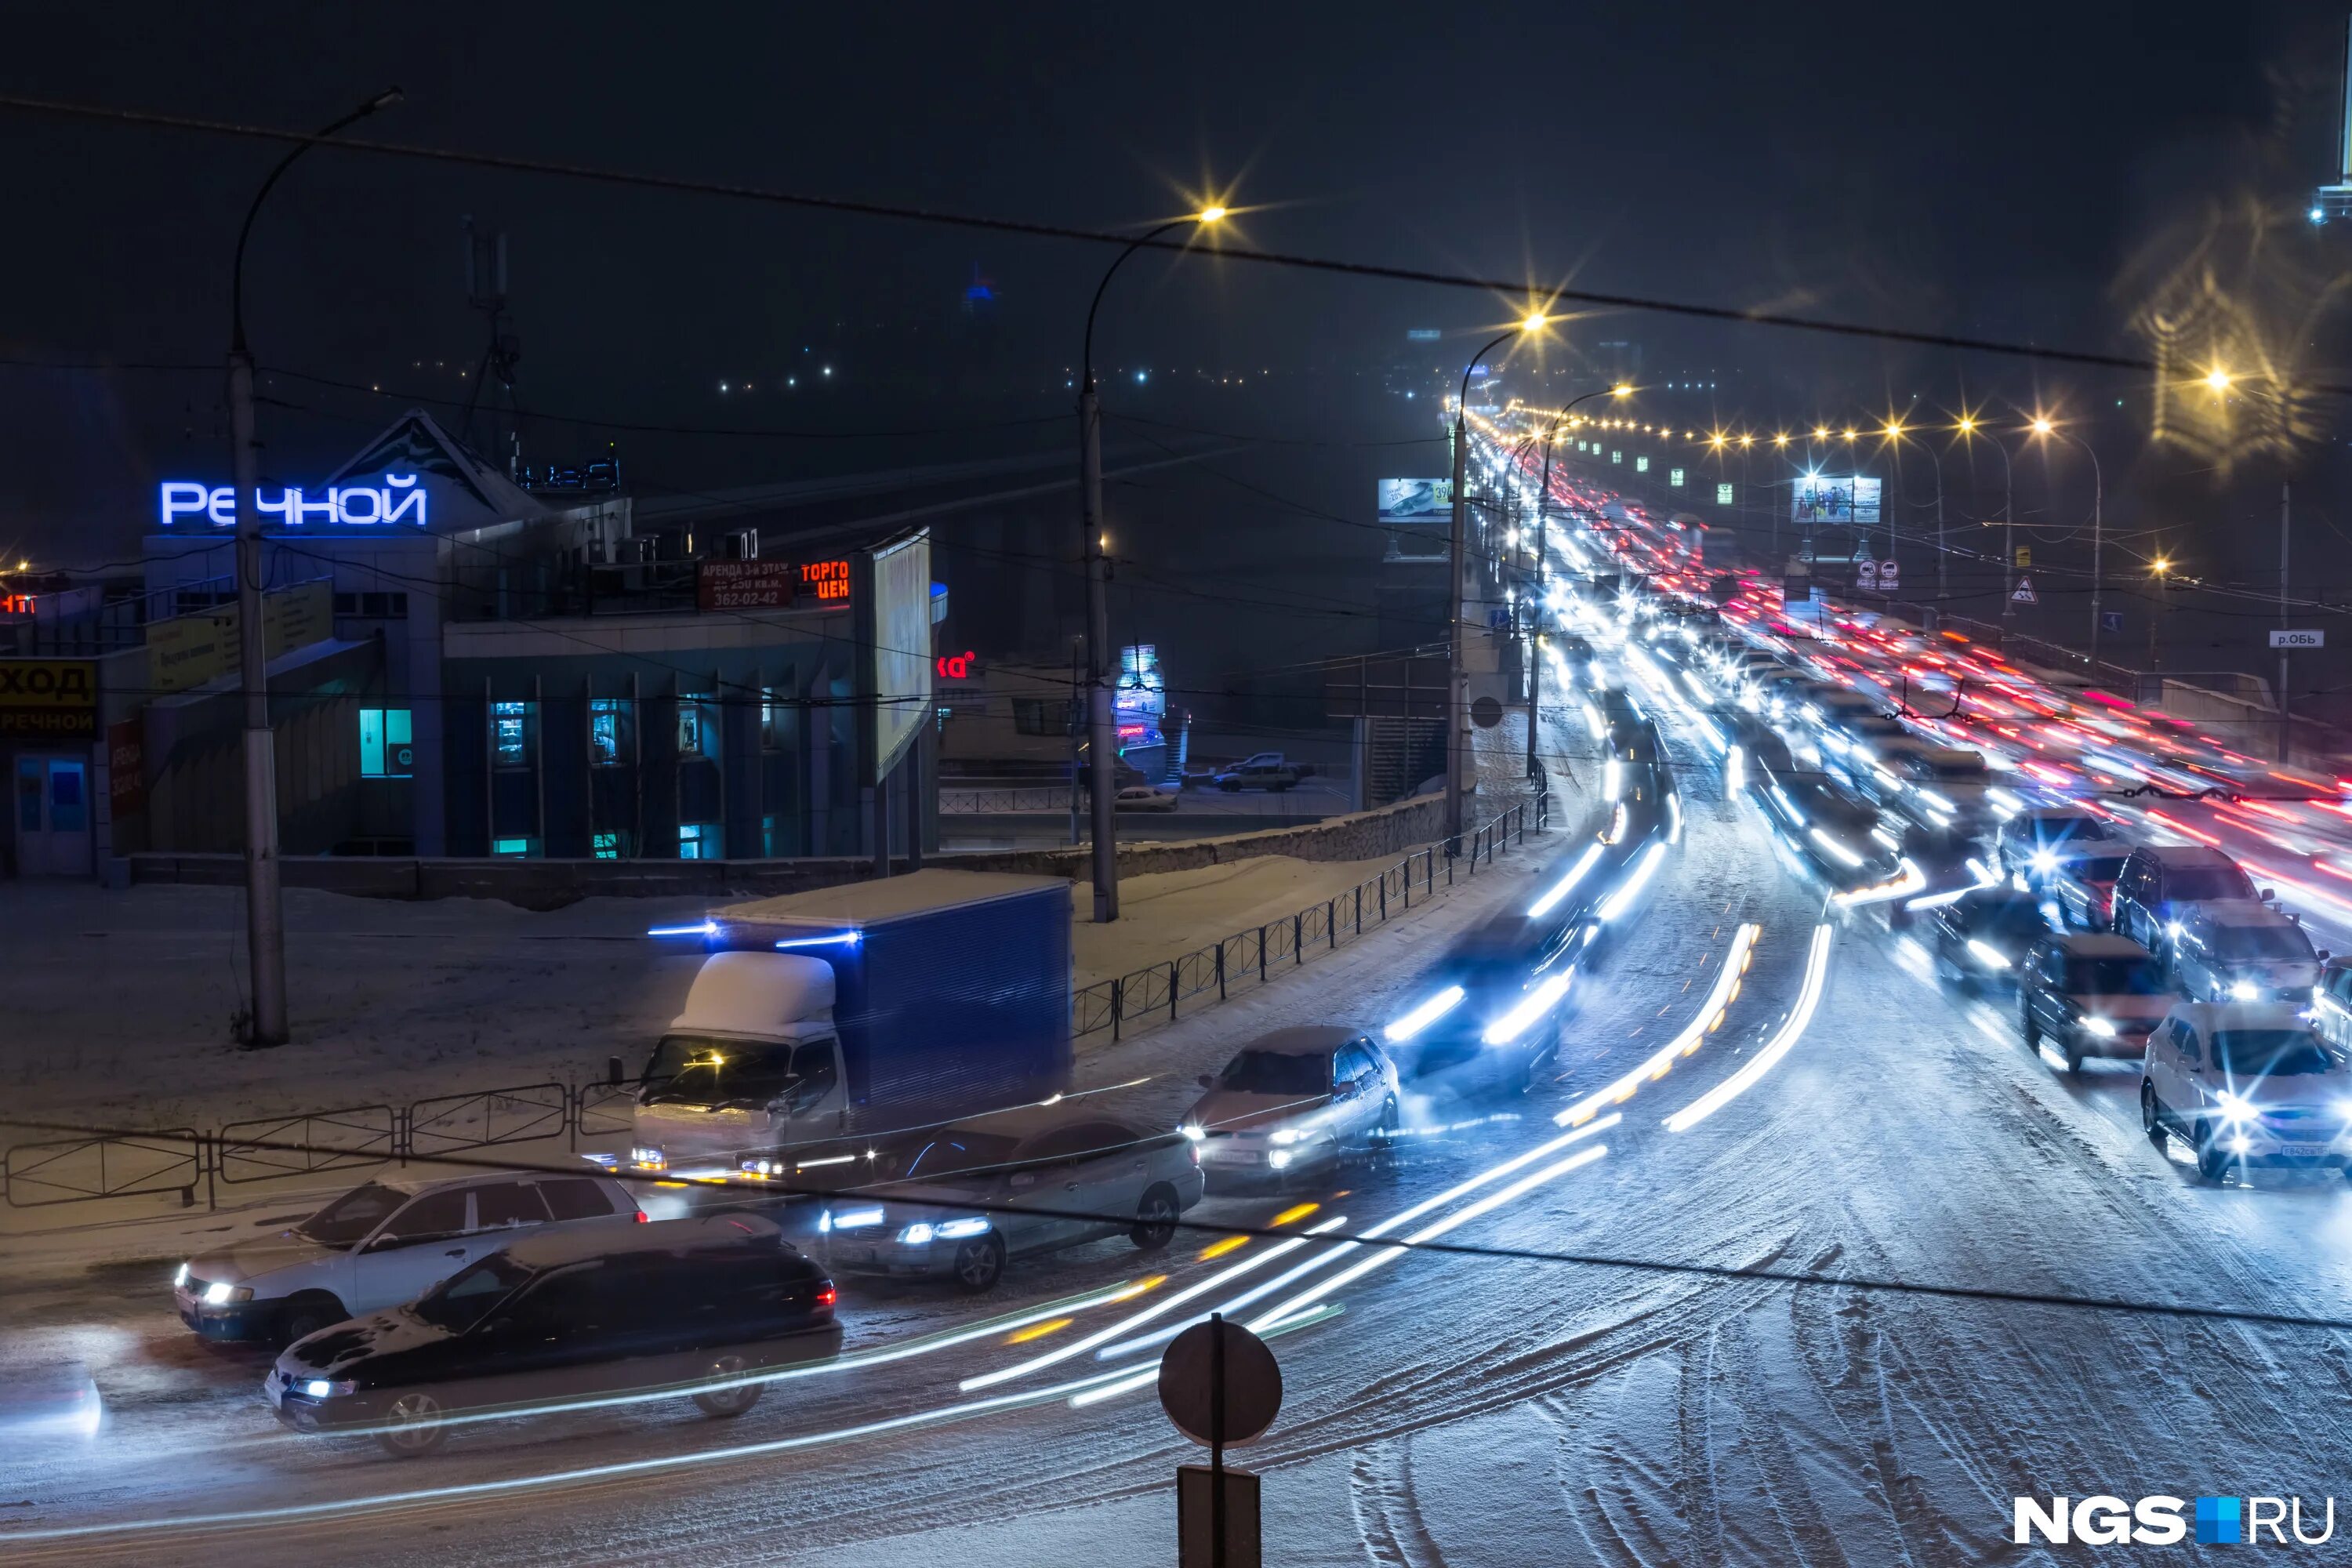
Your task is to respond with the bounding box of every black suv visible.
[2107,844,2259,964]
[267,1214,839,1456]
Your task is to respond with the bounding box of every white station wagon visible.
[173,1171,641,1344]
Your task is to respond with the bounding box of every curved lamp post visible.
[1075,205,1223,922]
[227,86,401,1046]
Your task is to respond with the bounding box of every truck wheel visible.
[376,1392,447,1457]
[1131,1185,1180,1250]
[952,1234,1005,1293]
[277,1292,347,1347]
[691,1353,762,1417]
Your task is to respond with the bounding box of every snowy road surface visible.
[7,696,2352,1566]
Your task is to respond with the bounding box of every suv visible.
[1997,808,2124,884]
[176,1171,643,1345]
[1183,1026,1403,1183]
[2172,901,2325,1004]
[2140,1002,2352,1182]
[2017,933,2173,1073]
[2107,844,2261,964]
[267,1214,838,1455]
[1214,760,1299,792]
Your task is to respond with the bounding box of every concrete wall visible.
[128,786,1468,910]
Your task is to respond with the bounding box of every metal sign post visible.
[1162,1313,1282,1568]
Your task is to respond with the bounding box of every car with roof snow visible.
[2171,900,2326,1005]
[2139,1002,2352,1182]
[817,1104,1202,1293]
[2016,932,2175,1072]
[267,1214,837,1455]
[2108,844,2262,964]
[176,1171,643,1345]
[1181,1025,1401,1185]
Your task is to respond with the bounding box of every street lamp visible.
[1445,314,1548,849]
[2149,556,2172,669]
[1954,416,2016,625]
[225,85,401,1047]
[1075,203,1225,923]
[1878,419,1946,603]
[2028,416,2106,670]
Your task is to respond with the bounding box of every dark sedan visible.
[267,1215,838,1456]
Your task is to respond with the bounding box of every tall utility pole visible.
[224,87,400,1046]
[1076,205,1222,922]
[2280,481,2293,762]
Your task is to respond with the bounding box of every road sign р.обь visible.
[2271,629,2325,649]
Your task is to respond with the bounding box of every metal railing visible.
[2,1127,201,1208]
[216,1105,398,1185]
[405,1083,572,1161]
[1072,800,1535,1043]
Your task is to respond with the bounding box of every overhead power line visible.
[0,93,2314,391]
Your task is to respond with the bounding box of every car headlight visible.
[897,1222,935,1246]
[1269,1149,1294,1170]
[2082,1016,2118,1037]
[173,1262,189,1288]
[2217,1091,2256,1124]
[2030,850,2058,873]
[1269,1127,1305,1145]
[301,1379,357,1399]
[2167,921,2183,938]
[201,1282,251,1306]
[1179,1124,1206,1142]
[1965,938,2013,970]
[934,1218,991,1240]
[2230,980,2259,1001]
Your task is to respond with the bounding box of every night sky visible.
[6,2,2352,710]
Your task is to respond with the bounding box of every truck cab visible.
[630,953,847,1175]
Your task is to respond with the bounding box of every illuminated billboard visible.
[1115,644,1166,754]
[855,532,933,786]
[1377,478,1453,522]
[1791,475,1882,524]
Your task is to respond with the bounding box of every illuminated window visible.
[592,829,631,860]
[679,822,720,860]
[358,708,413,778]
[493,701,535,769]
[677,693,712,757]
[761,815,781,857]
[590,698,631,768]
[492,837,537,857]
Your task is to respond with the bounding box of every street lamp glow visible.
[2031,417,2055,435]
[1611,383,1632,397]
[2152,557,2172,575]
[1522,312,1548,332]
[1773,433,1789,446]
[1738,434,1753,448]
[1841,428,1857,441]
[1813,426,1829,440]
[1882,422,1904,437]
[2203,366,2231,391]
[1196,205,1227,223]
[1955,416,1976,434]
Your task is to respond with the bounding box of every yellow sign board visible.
[147,580,334,695]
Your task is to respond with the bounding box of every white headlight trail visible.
[1664,922,1834,1132]
[1557,924,1760,1127]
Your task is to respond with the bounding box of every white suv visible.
[2139,1002,2352,1184]
[172,1171,642,1344]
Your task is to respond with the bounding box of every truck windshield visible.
[1218,1051,1330,1096]
[296,1180,408,1248]
[412,1253,536,1333]
[2211,924,2314,963]
[642,1034,803,1108]
[2212,1032,2335,1077]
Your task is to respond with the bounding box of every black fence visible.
[1073,800,1537,1044]
[4,1080,642,1214]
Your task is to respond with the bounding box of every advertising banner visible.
[1377,478,1453,523]
[696,559,799,611]
[856,532,933,786]
[1791,475,1882,524]
[0,659,97,739]
[146,579,332,695]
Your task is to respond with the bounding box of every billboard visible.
[855,532,933,786]
[1377,478,1453,522]
[1791,475,1882,524]
[1115,644,1166,753]
[146,579,332,696]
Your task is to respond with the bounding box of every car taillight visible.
[633,1209,650,1222]
[815,1285,837,1311]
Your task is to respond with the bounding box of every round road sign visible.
[1158,1318,1282,1448]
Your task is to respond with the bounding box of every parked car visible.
[1214,760,1300,792]
[267,1214,838,1456]
[176,1171,644,1345]
[2017,933,2175,1072]
[2139,1003,2352,1182]
[2108,844,2262,964]
[1114,785,1181,812]
[1928,887,2051,992]
[819,1105,1203,1293]
[2171,900,2326,1004]
[1998,807,2125,883]
[2047,848,2132,931]
[1181,1026,1402,1183]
